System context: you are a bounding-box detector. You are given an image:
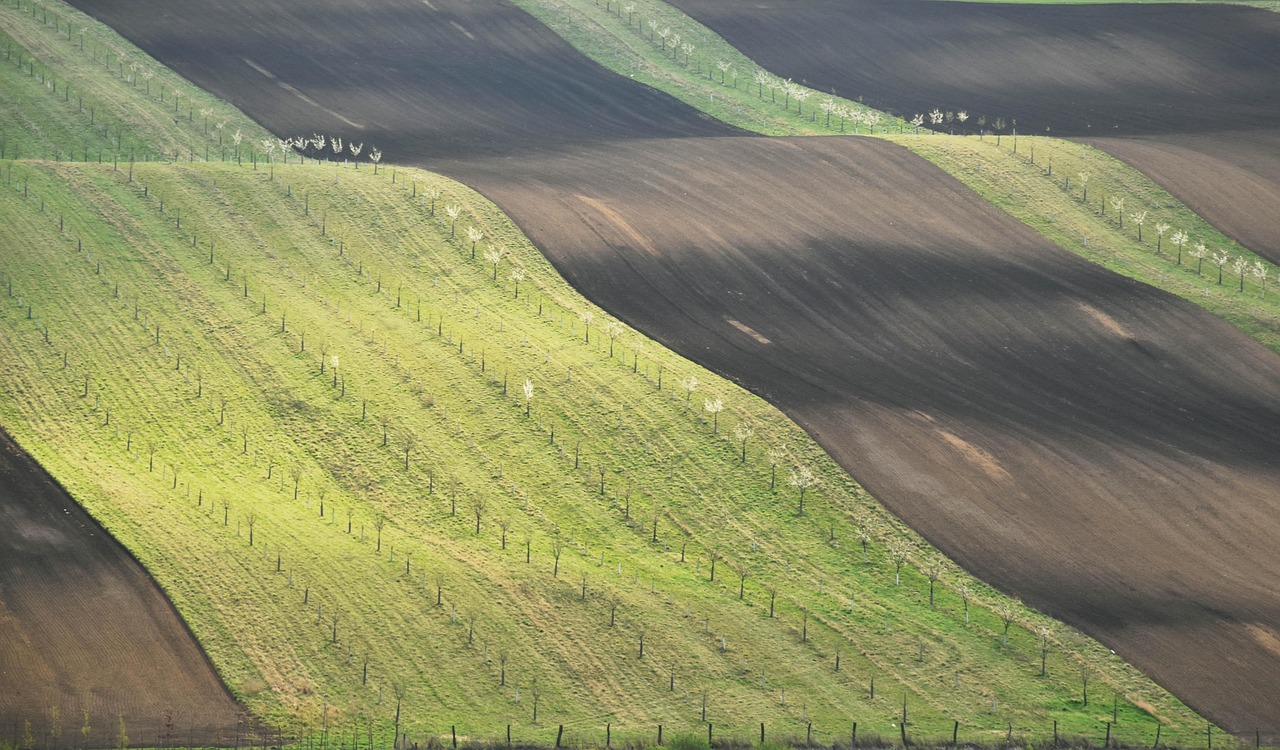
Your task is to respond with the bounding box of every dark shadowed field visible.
[58,0,1280,735]
[667,0,1280,263]
[0,431,242,746]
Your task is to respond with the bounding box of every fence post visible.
[657,725,662,746]
[761,723,765,744]
[507,725,511,749]
[555,725,563,749]
[952,721,958,747]
[852,722,857,748]
[1105,722,1111,749]
[607,724,611,749]
[707,723,712,748]
[451,726,456,750]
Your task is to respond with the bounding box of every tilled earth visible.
[667,0,1280,263]
[0,430,242,745]
[53,0,1280,736]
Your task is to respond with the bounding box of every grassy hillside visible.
[0,0,271,163]
[1,153,1220,746]
[0,1,1227,745]
[510,0,1280,357]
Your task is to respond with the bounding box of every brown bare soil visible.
[70,0,736,160]
[668,0,1280,263]
[0,430,242,746]
[454,137,1280,735]
[60,0,1280,736]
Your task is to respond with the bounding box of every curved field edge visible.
[0,0,273,163]
[507,0,1280,356]
[0,0,1234,742]
[0,154,1214,744]
[937,0,1280,11]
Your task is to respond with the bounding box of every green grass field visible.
[510,0,1280,358]
[938,0,1280,11]
[0,0,1251,746]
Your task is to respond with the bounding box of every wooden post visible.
[451,727,456,749]
[606,724,610,749]
[760,723,765,744]
[952,721,958,747]
[707,724,712,749]
[1152,724,1160,749]
[657,726,662,746]
[852,722,857,748]
[555,725,563,749]
[1105,722,1111,749]
[507,725,511,749]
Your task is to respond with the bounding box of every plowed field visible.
[667,0,1280,263]
[61,0,1280,736]
[0,430,242,745]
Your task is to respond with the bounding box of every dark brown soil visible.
[59,0,1280,736]
[70,0,737,161]
[453,137,1280,736]
[667,0,1280,263]
[0,431,242,745]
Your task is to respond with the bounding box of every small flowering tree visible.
[1130,210,1147,242]
[1190,240,1207,274]
[793,88,810,116]
[445,205,461,237]
[523,378,534,416]
[716,60,732,85]
[1233,255,1247,291]
[788,465,815,514]
[1153,222,1170,254]
[1212,249,1230,284]
[885,538,910,585]
[820,97,837,128]
[680,375,697,408]
[606,321,624,357]
[754,69,770,98]
[467,226,484,258]
[369,147,383,174]
[483,244,504,279]
[1251,261,1268,298]
[703,397,723,434]
[510,268,525,298]
[1170,229,1188,264]
[1110,197,1126,228]
[911,114,925,134]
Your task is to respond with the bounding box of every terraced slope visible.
[665,0,1280,264]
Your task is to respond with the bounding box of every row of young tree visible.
[3,154,1148,740]
[1072,183,1277,296]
